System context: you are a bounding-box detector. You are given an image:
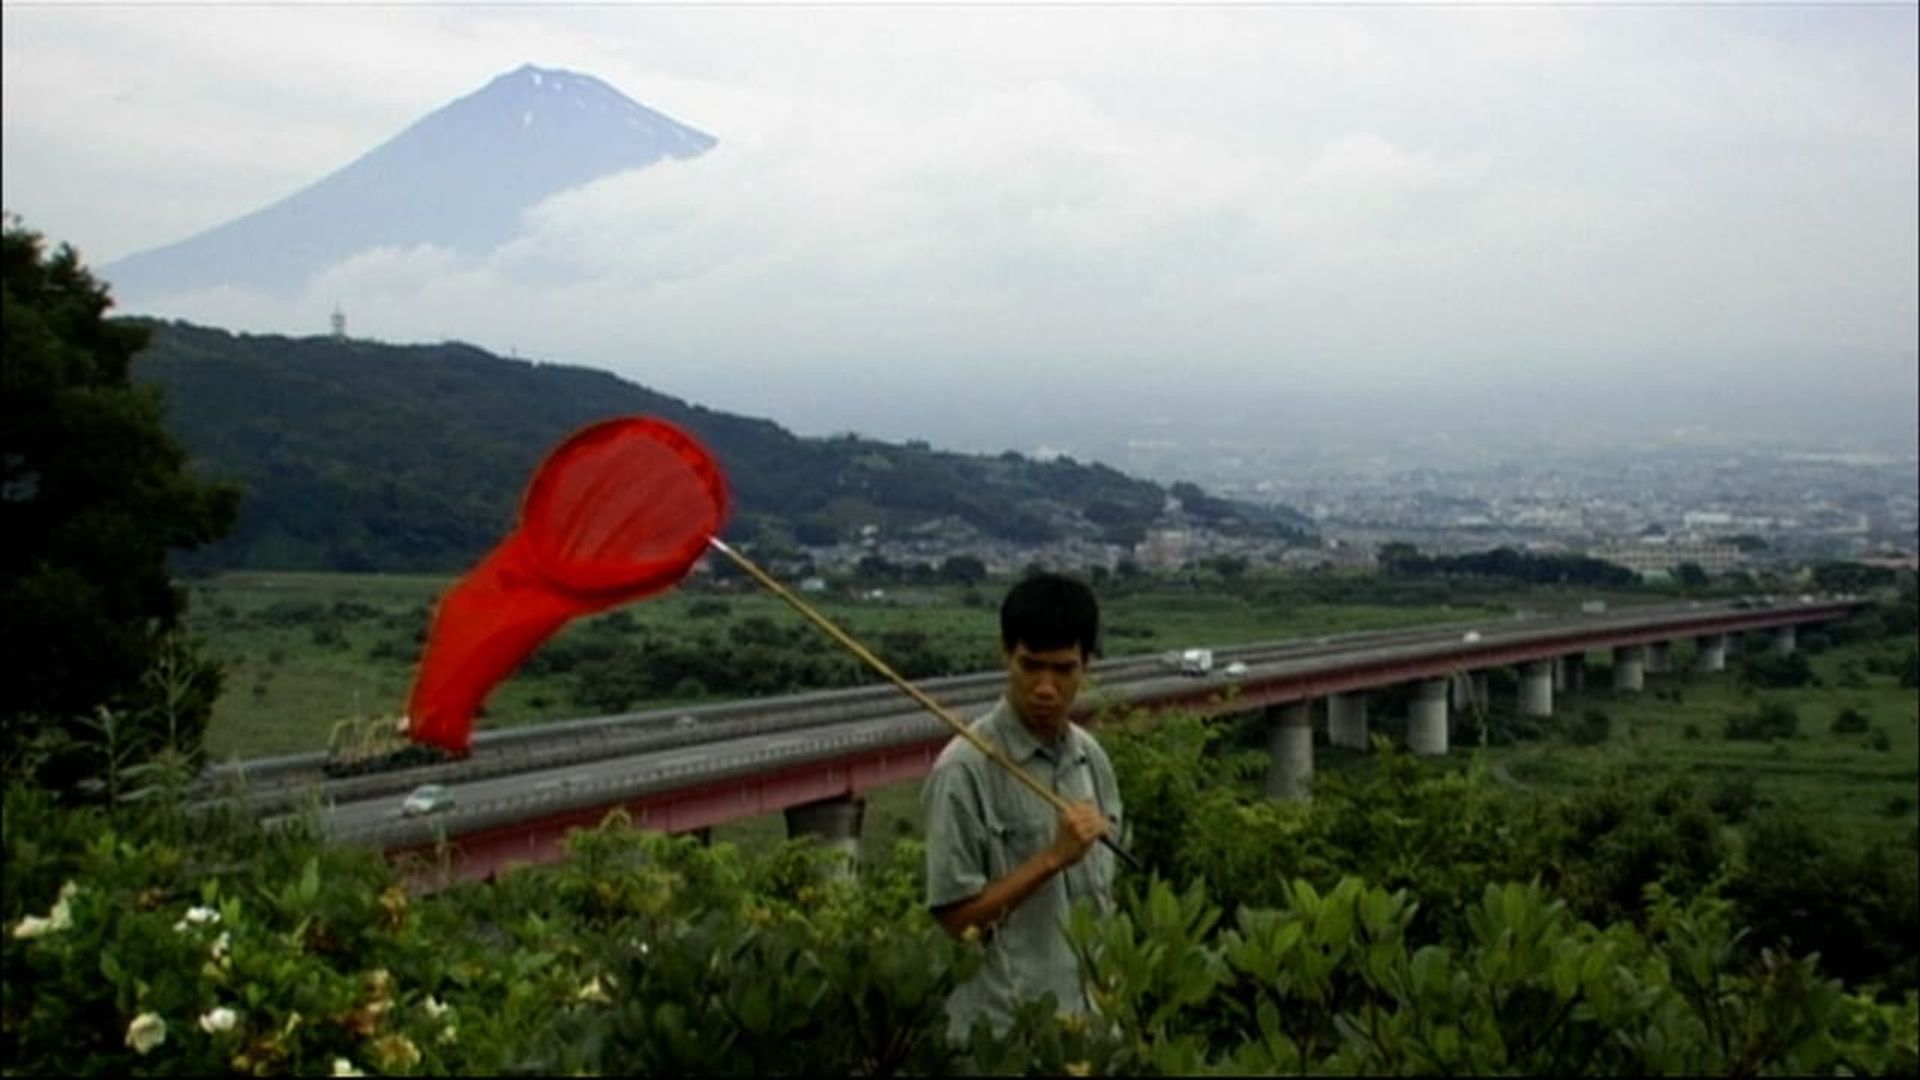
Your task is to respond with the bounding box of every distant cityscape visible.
[792,435,1919,581]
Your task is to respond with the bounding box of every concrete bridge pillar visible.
[1725,633,1743,657]
[1408,679,1450,756]
[785,795,865,872]
[1565,654,1587,693]
[1772,625,1797,655]
[1519,660,1555,718]
[1328,692,1370,750]
[1552,656,1568,693]
[1694,634,1727,673]
[1265,703,1314,801]
[1647,641,1672,674]
[1612,645,1646,693]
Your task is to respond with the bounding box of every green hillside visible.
[128,319,1311,571]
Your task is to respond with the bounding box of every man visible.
[922,572,1123,1039]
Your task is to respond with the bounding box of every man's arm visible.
[932,801,1107,939]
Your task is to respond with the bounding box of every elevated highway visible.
[211,596,1865,883]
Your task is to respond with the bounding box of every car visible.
[1222,660,1249,679]
[674,714,698,729]
[401,783,454,817]
[1462,631,1482,644]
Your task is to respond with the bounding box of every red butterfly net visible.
[405,417,728,754]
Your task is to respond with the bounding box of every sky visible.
[4,0,1917,467]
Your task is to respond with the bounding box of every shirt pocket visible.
[984,811,1054,878]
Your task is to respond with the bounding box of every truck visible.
[1580,600,1608,615]
[1179,648,1214,676]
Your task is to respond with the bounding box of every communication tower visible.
[330,305,347,340]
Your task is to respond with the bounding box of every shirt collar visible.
[989,697,1084,767]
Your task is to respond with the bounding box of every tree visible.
[938,554,987,586]
[1674,562,1710,590]
[1,217,238,789]
[1376,542,1422,574]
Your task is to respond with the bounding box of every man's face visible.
[1004,641,1086,739]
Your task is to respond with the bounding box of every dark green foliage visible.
[1551,776,1726,929]
[1674,561,1710,589]
[1831,706,1871,734]
[1,220,237,792]
[1725,811,1920,992]
[8,702,1920,1075]
[1834,659,1872,689]
[128,319,1311,571]
[1380,544,1638,587]
[1725,702,1800,741]
[1569,709,1612,746]
[937,555,988,585]
[1741,650,1817,689]
[1810,561,1898,594]
[1707,775,1764,823]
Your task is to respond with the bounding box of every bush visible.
[1725,702,1799,741]
[1833,660,1871,690]
[1569,709,1612,746]
[1870,729,1892,753]
[1741,651,1817,689]
[1726,812,1920,992]
[1707,775,1763,823]
[7,718,1918,1076]
[686,599,731,619]
[1831,707,1870,735]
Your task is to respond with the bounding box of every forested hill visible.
[129,319,1312,572]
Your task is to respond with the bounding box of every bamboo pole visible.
[707,537,1138,870]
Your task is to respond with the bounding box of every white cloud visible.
[6,3,1913,447]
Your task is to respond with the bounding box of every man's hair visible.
[1000,572,1100,658]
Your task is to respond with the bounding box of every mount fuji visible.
[102,64,715,301]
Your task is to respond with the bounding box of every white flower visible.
[174,905,220,933]
[576,976,611,1003]
[11,883,78,938]
[422,996,449,1018]
[125,1012,167,1055]
[11,915,53,940]
[438,1024,458,1046]
[210,931,231,961]
[198,1007,238,1034]
[330,1058,364,1077]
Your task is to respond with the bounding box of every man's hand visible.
[1047,801,1108,870]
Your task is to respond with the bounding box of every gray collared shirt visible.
[922,697,1124,1039]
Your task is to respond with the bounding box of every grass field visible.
[181,570,1912,852]
[186,569,1606,757]
[1477,636,1920,839]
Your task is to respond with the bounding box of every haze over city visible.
[4,1,1915,470]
